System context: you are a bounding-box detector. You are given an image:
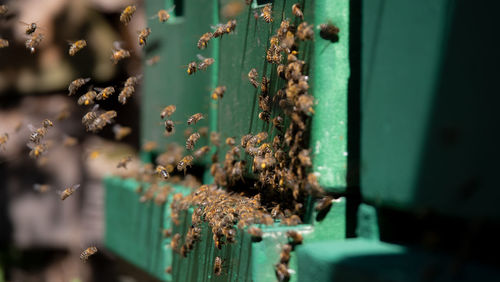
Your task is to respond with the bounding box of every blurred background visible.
[0,0,156,281]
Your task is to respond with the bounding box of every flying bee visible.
[28,119,53,144]
[248,68,259,88]
[214,257,223,276]
[55,106,70,121]
[116,155,133,169]
[186,132,200,150]
[146,55,161,66]
[0,38,8,48]
[68,39,87,56]
[80,246,98,262]
[77,90,97,106]
[156,9,170,23]
[25,33,44,54]
[28,143,47,159]
[186,61,197,75]
[197,54,215,71]
[111,42,131,64]
[319,22,340,42]
[0,133,8,150]
[0,5,8,16]
[82,105,99,129]
[33,183,50,193]
[177,155,193,174]
[20,21,37,35]
[120,5,136,25]
[124,75,141,87]
[197,32,213,50]
[297,22,314,41]
[247,227,263,242]
[161,105,176,119]
[193,146,210,159]
[59,184,80,200]
[211,86,226,100]
[225,19,237,33]
[113,124,131,141]
[164,120,175,135]
[222,2,244,18]
[286,230,303,245]
[118,86,134,104]
[261,3,273,23]
[68,77,90,96]
[187,113,204,125]
[95,86,115,100]
[155,165,170,179]
[292,3,304,19]
[138,27,151,46]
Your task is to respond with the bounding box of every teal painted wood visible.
[361,0,500,218]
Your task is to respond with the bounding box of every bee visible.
[112,124,131,141]
[25,33,44,54]
[280,244,292,264]
[0,5,8,16]
[193,146,210,159]
[225,137,235,147]
[187,113,204,125]
[88,110,117,132]
[95,86,115,100]
[0,38,8,48]
[142,141,158,152]
[111,42,131,64]
[197,32,213,50]
[258,111,270,122]
[124,75,141,87]
[118,86,134,105]
[120,5,136,25]
[155,165,170,179]
[209,85,226,100]
[255,132,269,143]
[62,136,78,147]
[187,61,197,75]
[260,3,273,23]
[68,77,90,96]
[214,256,223,276]
[68,39,87,56]
[210,132,220,147]
[319,22,340,42]
[197,54,215,71]
[281,215,302,226]
[80,246,98,262]
[297,22,314,41]
[275,263,290,282]
[117,155,133,169]
[225,19,237,33]
[177,155,193,174]
[248,68,259,88]
[20,22,37,35]
[186,132,201,150]
[161,105,176,119]
[82,105,99,129]
[298,149,312,166]
[33,183,51,193]
[292,3,304,19]
[29,119,53,144]
[272,116,284,131]
[138,27,151,46]
[286,230,303,245]
[59,184,80,200]
[164,120,175,135]
[146,55,161,66]
[155,9,171,23]
[247,226,263,242]
[171,233,181,252]
[0,133,8,150]
[297,94,315,115]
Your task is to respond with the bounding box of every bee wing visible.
[196,54,206,61]
[93,87,103,92]
[210,24,224,30]
[27,123,36,131]
[72,184,81,191]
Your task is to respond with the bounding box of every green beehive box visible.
[360,0,500,218]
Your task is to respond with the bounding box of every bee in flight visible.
[68,77,91,96]
[120,5,136,25]
[110,41,131,64]
[68,39,87,56]
[20,21,38,35]
[187,113,204,125]
[138,27,151,47]
[25,33,44,54]
[59,184,80,200]
[117,155,133,169]
[197,54,215,71]
[80,246,98,262]
[151,6,175,23]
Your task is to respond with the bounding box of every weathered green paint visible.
[356,203,379,240]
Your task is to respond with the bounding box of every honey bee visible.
[161,105,176,119]
[197,55,215,71]
[225,19,237,33]
[187,113,204,125]
[187,61,197,75]
[142,141,158,152]
[0,5,8,16]
[112,124,131,141]
[286,230,303,245]
[138,27,151,46]
[28,119,53,144]
[279,244,292,264]
[0,133,8,150]
[117,155,133,169]
[95,86,115,100]
[111,42,131,64]
[193,145,210,159]
[171,233,181,252]
[297,94,315,115]
[258,111,270,122]
[164,120,175,135]
[68,77,90,96]
[315,196,333,221]
[155,8,171,23]
[68,39,87,56]
[197,32,213,50]
[124,75,141,87]
[25,33,44,54]
[59,184,80,200]
[292,3,304,19]
[248,68,259,88]
[81,105,99,129]
[120,5,136,25]
[155,165,170,179]
[80,246,98,262]
[210,132,220,147]
[225,137,235,147]
[186,132,201,150]
[118,86,134,105]
[214,256,223,276]
[298,149,312,166]
[20,22,37,35]
[319,22,340,42]
[146,55,161,66]
[247,226,263,242]
[272,116,284,131]
[0,38,8,48]
[211,86,226,100]
[177,155,193,174]
[62,136,78,147]
[255,132,269,143]
[260,3,273,23]
[33,183,50,193]
[275,263,290,282]
[297,22,314,41]
[87,110,117,132]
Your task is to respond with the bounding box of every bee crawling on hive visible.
[248,68,259,88]
[80,246,98,262]
[68,77,91,96]
[68,39,87,56]
[275,263,290,282]
[59,184,80,200]
[120,5,136,25]
[20,21,38,35]
[110,41,131,64]
[138,27,151,46]
[196,54,215,71]
[260,3,273,23]
[213,256,224,276]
